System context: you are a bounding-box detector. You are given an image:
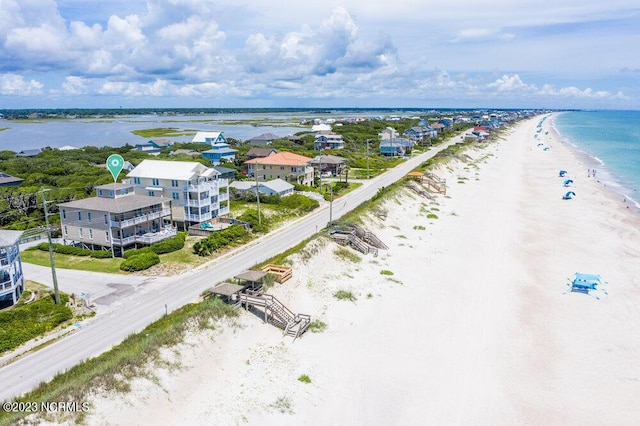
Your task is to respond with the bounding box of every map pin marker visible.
[106,154,125,182]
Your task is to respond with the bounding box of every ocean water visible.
[553,110,640,208]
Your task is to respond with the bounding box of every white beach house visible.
[0,230,24,308]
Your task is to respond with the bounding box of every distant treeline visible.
[0,107,557,120]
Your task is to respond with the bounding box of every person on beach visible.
[588,169,591,178]
[593,169,597,177]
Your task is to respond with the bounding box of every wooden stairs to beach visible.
[239,291,311,340]
[423,172,447,195]
[406,182,434,199]
[329,222,388,256]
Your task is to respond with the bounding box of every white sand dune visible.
[85,115,640,425]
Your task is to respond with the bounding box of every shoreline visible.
[550,113,640,212]
[40,115,640,425]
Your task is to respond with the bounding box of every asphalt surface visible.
[0,136,463,402]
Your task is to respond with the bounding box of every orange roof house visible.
[244,152,315,186]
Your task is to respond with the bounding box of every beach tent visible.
[563,191,576,200]
[543,147,550,151]
[559,170,567,177]
[537,143,543,147]
[566,272,608,298]
[563,179,574,187]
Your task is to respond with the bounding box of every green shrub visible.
[280,193,319,212]
[150,232,186,255]
[120,252,160,272]
[333,290,357,302]
[122,247,154,259]
[308,319,327,333]
[37,243,91,256]
[192,225,251,256]
[90,250,113,259]
[298,374,311,384]
[427,213,439,219]
[0,293,72,354]
[380,270,394,276]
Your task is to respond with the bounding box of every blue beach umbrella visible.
[563,191,576,200]
[559,170,567,177]
[563,179,574,187]
[543,147,550,151]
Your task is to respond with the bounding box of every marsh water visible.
[0,112,315,151]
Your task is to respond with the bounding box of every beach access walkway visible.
[328,222,388,256]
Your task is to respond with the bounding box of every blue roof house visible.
[379,138,414,157]
[202,143,238,165]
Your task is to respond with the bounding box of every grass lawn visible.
[21,249,124,274]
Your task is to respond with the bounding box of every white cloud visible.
[62,76,88,95]
[0,73,43,95]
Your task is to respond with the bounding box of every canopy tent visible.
[543,147,550,151]
[559,170,567,177]
[563,191,576,200]
[567,272,607,298]
[537,143,543,147]
[563,179,574,187]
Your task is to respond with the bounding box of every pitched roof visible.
[192,131,224,143]
[244,151,313,166]
[246,147,278,157]
[250,133,280,141]
[0,230,23,247]
[58,194,167,214]
[0,172,24,185]
[310,155,347,165]
[127,159,220,180]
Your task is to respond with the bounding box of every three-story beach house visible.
[0,230,24,308]
[244,152,314,186]
[126,160,230,228]
[58,183,175,256]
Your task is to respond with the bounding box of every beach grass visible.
[0,297,237,425]
[297,374,312,384]
[307,319,327,333]
[333,247,362,263]
[333,290,357,301]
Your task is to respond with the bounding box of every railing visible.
[111,236,136,246]
[110,209,170,228]
[184,198,207,207]
[135,228,177,244]
[0,279,16,293]
[219,205,230,216]
[184,213,212,222]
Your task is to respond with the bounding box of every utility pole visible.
[324,183,333,226]
[41,188,60,305]
[255,164,261,225]
[366,139,370,179]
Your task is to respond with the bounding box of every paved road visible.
[0,136,464,402]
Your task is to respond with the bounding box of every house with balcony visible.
[0,230,24,309]
[192,131,227,145]
[201,142,238,165]
[246,147,278,161]
[230,178,294,197]
[244,152,314,186]
[58,183,175,256]
[314,133,345,150]
[380,138,414,157]
[309,155,347,177]
[134,139,174,154]
[126,159,230,228]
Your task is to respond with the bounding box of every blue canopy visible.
[574,273,601,283]
[559,170,567,177]
[563,179,574,186]
[543,147,550,151]
[563,191,576,199]
[572,273,601,290]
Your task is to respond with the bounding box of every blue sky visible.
[0,0,638,109]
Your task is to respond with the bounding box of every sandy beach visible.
[83,115,640,425]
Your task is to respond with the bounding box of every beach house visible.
[134,139,174,154]
[246,147,278,161]
[309,155,347,177]
[379,138,414,157]
[201,142,238,165]
[126,159,229,228]
[314,133,345,150]
[248,133,280,146]
[0,230,24,308]
[244,152,315,186]
[0,172,24,187]
[230,178,295,197]
[192,131,227,145]
[58,183,175,256]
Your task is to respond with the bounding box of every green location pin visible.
[106,154,125,182]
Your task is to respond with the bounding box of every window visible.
[77,211,82,221]
[98,189,103,196]
[152,178,159,186]
[89,229,93,239]
[261,165,266,170]
[291,167,296,172]
[105,231,110,242]
[79,228,83,238]
[87,212,91,223]
[62,209,66,219]
[171,179,179,187]
[104,214,108,224]
[64,226,68,236]
[134,177,141,184]
[172,192,180,200]
[148,191,155,196]
[262,175,266,180]
[280,166,285,170]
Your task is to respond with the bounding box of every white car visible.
[321,171,332,178]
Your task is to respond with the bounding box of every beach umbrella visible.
[543,147,550,151]
[559,170,567,177]
[563,179,574,187]
[563,191,576,200]
[537,143,543,146]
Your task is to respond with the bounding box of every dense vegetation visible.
[192,225,251,256]
[0,293,72,355]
